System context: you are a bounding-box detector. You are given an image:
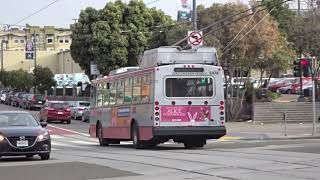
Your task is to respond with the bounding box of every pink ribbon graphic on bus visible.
[160,106,210,122]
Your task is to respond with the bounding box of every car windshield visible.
[79,102,90,107]
[0,113,39,127]
[51,103,69,109]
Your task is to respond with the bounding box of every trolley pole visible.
[192,0,197,30]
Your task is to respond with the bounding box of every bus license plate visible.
[58,112,63,114]
[17,140,28,147]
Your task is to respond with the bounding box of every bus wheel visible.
[97,123,109,146]
[132,123,143,149]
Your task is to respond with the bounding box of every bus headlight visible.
[38,132,50,141]
[0,135,5,142]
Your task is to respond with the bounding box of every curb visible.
[230,135,320,141]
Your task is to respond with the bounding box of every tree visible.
[195,3,283,121]
[5,70,34,91]
[33,66,56,94]
[261,0,296,34]
[71,0,171,76]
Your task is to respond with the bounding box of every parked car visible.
[0,111,51,160]
[69,101,90,120]
[81,109,90,122]
[278,85,293,94]
[0,91,8,103]
[20,94,32,109]
[11,92,26,107]
[39,101,71,124]
[268,79,296,92]
[5,90,17,105]
[24,94,47,110]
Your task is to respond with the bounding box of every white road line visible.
[50,135,64,139]
[70,140,97,145]
[48,124,90,137]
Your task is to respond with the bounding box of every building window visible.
[65,39,69,43]
[59,39,63,43]
[20,39,25,44]
[32,35,39,43]
[15,39,19,43]
[47,35,53,44]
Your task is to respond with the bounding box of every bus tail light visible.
[155,101,159,106]
[155,106,159,111]
[219,106,224,111]
[220,101,224,105]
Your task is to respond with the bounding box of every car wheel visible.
[66,120,71,124]
[97,123,109,146]
[40,153,50,160]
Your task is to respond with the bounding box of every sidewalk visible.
[223,121,320,140]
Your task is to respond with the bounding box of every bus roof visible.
[140,46,218,69]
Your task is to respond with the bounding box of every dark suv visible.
[25,94,47,110]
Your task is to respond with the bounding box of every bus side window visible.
[141,74,151,103]
[109,82,116,105]
[102,83,110,106]
[132,76,141,103]
[90,86,97,107]
[117,80,124,105]
[124,78,132,103]
[97,90,103,107]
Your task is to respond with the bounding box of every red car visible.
[39,101,71,124]
[268,79,296,92]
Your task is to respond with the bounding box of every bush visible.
[267,91,281,100]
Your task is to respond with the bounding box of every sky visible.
[0,0,249,28]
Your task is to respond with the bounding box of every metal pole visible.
[1,42,3,72]
[298,0,301,15]
[33,32,37,69]
[283,111,287,136]
[312,57,316,135]
[192,0,197,30]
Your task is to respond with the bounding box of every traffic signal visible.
[293,59,301,77]
[300,58,311,77]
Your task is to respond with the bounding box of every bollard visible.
[283,111,287,136]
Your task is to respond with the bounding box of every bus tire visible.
[132,123,143,149]
[97,123,109,146]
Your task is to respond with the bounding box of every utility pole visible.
[298,0,301,15]
[1,42,3,72]
[33,32,37,69]
[312,57,316,135]
[192,0,197,30]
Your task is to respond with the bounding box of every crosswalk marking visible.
[49,134,241,150]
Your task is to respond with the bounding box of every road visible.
[1,104,320,180]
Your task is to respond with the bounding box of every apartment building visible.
[0,25,82,74]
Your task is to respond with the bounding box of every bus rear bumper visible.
[153,126,226,139]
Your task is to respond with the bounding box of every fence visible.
[253,102,320,123]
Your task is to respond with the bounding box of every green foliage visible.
[261,0,296,34]
[33,66,56,93]
[267,91,281,100]
[4,70,34,91]
[71,0,172,76]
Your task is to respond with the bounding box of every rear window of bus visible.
[165,77,214,97]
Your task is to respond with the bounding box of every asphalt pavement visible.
[1,103,320,180]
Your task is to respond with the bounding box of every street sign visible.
[90,63,100,75]
[25,52,34,59]
[177,0,192,21]
[188,31,203,47]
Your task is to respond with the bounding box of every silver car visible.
[69,101,90,120]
